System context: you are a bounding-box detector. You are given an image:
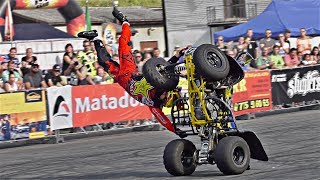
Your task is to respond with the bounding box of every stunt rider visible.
[78,7,184,134]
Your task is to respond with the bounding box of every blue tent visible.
[0,23,75,41]
[213,0,320,42]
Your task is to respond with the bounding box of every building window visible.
[224,0,246,19]
[140,41,158,53]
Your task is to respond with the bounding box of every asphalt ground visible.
[0,110,319,180]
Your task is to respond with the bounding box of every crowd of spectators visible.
[217,28,320,70]
[0,39,163,93]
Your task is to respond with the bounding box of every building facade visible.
[164,0,271,55]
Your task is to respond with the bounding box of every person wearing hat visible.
[23,63,47,90]
[44,64,67,87]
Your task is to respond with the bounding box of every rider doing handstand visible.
[78,7,184,134]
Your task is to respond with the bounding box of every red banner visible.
[232,70,272,116]
[72,84,152,127]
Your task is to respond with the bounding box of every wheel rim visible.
[233,146,245,166]
[181,151,194,168]
[206,51,222,68]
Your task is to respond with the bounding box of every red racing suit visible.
[104,23,175,133]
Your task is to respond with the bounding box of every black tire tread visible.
[214,136,250,175]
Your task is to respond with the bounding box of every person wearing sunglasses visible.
[77,40,99,78]
[216,36,228,53]
[23,63,47,90]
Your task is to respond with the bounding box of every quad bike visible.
[143,44,268,176]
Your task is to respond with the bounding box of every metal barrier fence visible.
[1,65,319,143]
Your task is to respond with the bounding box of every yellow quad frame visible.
[184,53,234,130]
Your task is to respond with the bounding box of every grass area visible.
[77,0,162,7]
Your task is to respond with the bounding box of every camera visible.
[74,61,79,66]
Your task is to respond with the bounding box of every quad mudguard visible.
[237,131,268,161]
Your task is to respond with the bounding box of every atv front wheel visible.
[163,139,197,176]
[193,44,230,81]
[142,58,179,91]
[214,136,250,175]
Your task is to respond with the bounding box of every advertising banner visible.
[232,70,272,116]
[72,84,152,127]
[0,90,47,141]
[271,65,320,105]
[47,86,73,130]
[47,84,152,130]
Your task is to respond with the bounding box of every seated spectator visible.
[310,46,319,61]
[44,64,67,87]
[62,43,77,74]
[276,34,289,57]
[297,28,311,55]
[270,45,285,69]
[284,48,300,68]
[64,58,94,86]
[2,60,22,83]
[226,50,236,58]
[77,40,99,78]
[256,47,273,70]
[317,54,320,64]
[4,71,24,92]
[259,29,276,54]
[143,52,152,61]
[284,29,291,49]
[23,63,47,89]
[112,54,119,64]
[93,67,114,84]
[216,36,228,53]
[2,47,20,68]
[21,48,37,76]
[297,51,303,62]
[233,36,246,56]
[301,54,317,66]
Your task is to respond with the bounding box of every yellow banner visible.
[29,132,46,139]
[0,90,46,114]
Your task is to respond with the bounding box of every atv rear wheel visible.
[163,139,197,176]
[214,136,250,175]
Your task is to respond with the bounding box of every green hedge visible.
[78,0,162,7]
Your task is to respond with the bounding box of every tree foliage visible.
[78,0,162,7]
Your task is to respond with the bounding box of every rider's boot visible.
[112,7,129,24]
[77,30,98,41]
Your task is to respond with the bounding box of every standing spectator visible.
[269,45,285,69]
[259,29,276,53]
[2,61,22,83]
[284,48,300,68]
[297,28,311,55]
[93,67,114,84]
[310,47,319,61]
[143,52,152,61]
[4,71,24,92]
[62,43,77,74]
[246,29,255,40]
[21,48,37,76]
[135,52,145,72]
[233,36,246,56]
[90,41,97,55]
[256,47,273,70]
[134,51,143,64]
[245,36,258,60]
[276,33,290,56]
[152,47,161,58]
[284,29,291,49]
[301,54,316,66]
[77,40,99,78]
[23,63,47,89]
[216,36,228,53]
[172,45,180,56]
[44,64,66,87]
[2,47,20,67]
